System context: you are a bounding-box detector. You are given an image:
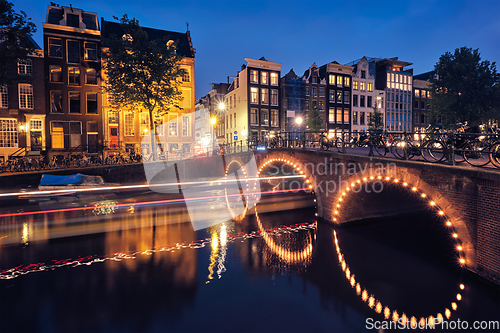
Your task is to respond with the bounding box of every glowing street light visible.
[296,117,303,125]
[218,102,226,111]
[211,117,216,126]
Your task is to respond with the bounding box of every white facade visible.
[351,57,385,133]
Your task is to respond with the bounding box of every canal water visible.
[0,190,499,332]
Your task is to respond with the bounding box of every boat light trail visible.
[0,175,305,198]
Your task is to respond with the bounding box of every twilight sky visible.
[12,0,500,98]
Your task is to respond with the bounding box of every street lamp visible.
[295,117,303,125]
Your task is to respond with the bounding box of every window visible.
[261,109,269,125]
[69,91,80,113]
[250,70,258,83]
[353,95,358,107]
[67,13,80,27]
[69,121,81,148]
[336,75,343,86]
[336,91,342,103]
[48,38,62,58]
[343,92,349,104]
[125,111,135,136]
[271,109,278,127]
[427,90,431,98]
[250,87,258,104]
[367,82,373,91]
[86,68,97,85]
[329,75,335,85]
[230,114,232,128]
[31,119,42,130]
[182,69,190,82]
[251,108,258,125]
[271,89,278,105]
[0,119,17,148]
[67,40,80,63]
[361,70,366,79]
[261,72,268,84]
[87,93,97,114]
[367,96,372,108]
[329,109,335,123]
[353,81,359,90]
[343,108,349,123]
[169,116,178,136]
[84,42,98,61]
[421,101,426,109]
[270,72,278,86]
[68,67,80,85]
[360,112,365,125]
[319,100,324,110]
[414,89,420,97]
[311,77,317,84]
[49,66,62,82]
[360,95,365,107]
[344,77,350,86]
[312,87,317,97]
[0,86,7,108]
[336,108,342,123]
[234,113,236,127]
[414,100,419,109]
[329,90,335,102]
[140,113,149,134]
[50,91,62,113]
[261,88,269,105]
[18,59,32,75]
[229,96,232,109]
[319,87,325,97]
[360,82,366,91]
[353,111,358,125]
[182,115,190,136]
[19,84,33,109]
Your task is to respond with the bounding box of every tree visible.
[430,47,500,126]
[0,0,37,85]
[368,105,384,132]
[307,98,323,132]
[103,15,185,160]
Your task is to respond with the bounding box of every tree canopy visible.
[307,98,323,132]
[430,47,500,126]
[368,105,384,132]
[0,0,37,85]
[103,15,185,122]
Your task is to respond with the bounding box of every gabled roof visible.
[101,20,195,58]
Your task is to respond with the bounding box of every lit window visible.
[343,108,349,123]
[261,109,269,125]
[17,59,32,75]
[360,82,366,91]
[261,72,268,85]
[69,91,80,113]
[415,89,420,97]
[125,111,135,136]
[353,81,359,90]
[0,119,18,147]
[336,91,342,103]
[329,109,335,123]
[49,66,62,82]
[250,70,258,83]
[182,115,190,136]
[344,77,350,87]
[353,111,358,125]
[87,93,98,114]
[169,116,178,136]
[0,86,7,108]
[329,75,335,85]
[19,84,33,109]
[251,108,258,125]
[84,42,98,61]
[271,109,278,127]
[30,119,42,130]
[270,72,278,86]
[182,69,190,82]
[336,108,342,123]
[367,82,373,92]
[68,67,80,85]
[329,90,335,102]
[48,38,62,58]
[336,75,342,86]
[261,88,269,105]
[250,87,258,104]
[86,68,97,85]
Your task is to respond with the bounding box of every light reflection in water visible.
[333,230,462,325]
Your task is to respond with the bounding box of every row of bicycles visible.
[318,124,500,169]
[0,150,144,174]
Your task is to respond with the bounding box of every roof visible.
[413,71,436,81]
[101,20,195,58]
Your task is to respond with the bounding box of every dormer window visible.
[67,13,79,28]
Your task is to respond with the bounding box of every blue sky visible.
[12,0,500,98]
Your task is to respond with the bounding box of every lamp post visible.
[295,117,303,147]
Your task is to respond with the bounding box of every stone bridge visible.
[224,149,500,284]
